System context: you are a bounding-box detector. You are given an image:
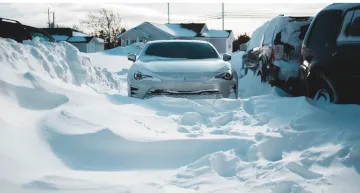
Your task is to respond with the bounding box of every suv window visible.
[349,10,360,36]
[0,22,31,42]
[306,10,342,50]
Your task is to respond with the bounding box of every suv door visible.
[337,9,360,82]
[337,8,360,101]
[0,22,31,43]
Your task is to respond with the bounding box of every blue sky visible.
[0,3,329,36]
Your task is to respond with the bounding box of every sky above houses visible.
[0,3,331,37]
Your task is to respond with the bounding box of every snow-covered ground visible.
[1,39,360,193]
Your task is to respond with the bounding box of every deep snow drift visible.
[0,40,360,193]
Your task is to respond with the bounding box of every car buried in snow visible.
[127,40,238,99]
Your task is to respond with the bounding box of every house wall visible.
[95,43,104,52]
[87,40,96,53]
[71,43,88,53]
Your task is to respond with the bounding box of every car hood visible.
[137,58,231,73]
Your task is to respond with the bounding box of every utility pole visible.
[222,3,224,30]
[47,8,50,28]
[167,3,170,24]
[52,11,55,28]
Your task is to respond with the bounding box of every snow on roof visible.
[72,31,90,37]
[67,36,87,43]
[201,30,229,38]
[52,35,69,41]
[95,38,105,43]
[149,22,197,37]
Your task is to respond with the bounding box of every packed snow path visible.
[0,39,360,193]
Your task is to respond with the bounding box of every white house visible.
[42,28,105,53]
[117,22,235,54]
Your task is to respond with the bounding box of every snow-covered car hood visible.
[136,58,231,73]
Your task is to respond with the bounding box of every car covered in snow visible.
[300,3,360,104]
[241,15,313,89]
[127,40,238,99]
[0,17,55,43]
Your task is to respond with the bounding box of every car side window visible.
[349,10,360,37]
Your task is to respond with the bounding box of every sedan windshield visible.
[142,42,219,60]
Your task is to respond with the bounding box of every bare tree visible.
[81,8,124,47]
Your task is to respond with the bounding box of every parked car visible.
[300,3,360,104]
[241,15,313,88]
[127,40,238,99]
[240,22,269,76]
[0,17,55,43]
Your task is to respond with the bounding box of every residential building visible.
[42,28,105,53]
[117,22,235,54]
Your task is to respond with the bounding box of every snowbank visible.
[86,43,143,73]
[104,42,144,56]
[1,37,360,193]
[0,38,121,92]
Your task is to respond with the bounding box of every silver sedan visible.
[127,40,238,99]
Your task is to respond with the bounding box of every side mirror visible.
[239,43,247,51]
[223,53,232,61]
[128,54,136,62]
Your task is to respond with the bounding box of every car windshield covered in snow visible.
[141,42,220,60]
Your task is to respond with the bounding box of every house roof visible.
[179,23,206,36]
[117,27,150,38]
[42,28,104,43]
[148,22,197,37]
[117,22,231,39]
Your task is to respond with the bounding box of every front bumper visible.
[128,77,237,99]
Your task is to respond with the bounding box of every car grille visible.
[144,90,223,99]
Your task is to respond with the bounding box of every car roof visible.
[322,3,360,12]
[146,39,210,45]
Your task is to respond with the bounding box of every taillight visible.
[271,47,275,62]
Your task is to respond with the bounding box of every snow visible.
[1,38,360,193]
[201,30,229,38]
[246,21,269,52]
[72,31,90,37]
[52,35,69,41]
[150,22,197,37]
[87,43,144,73]
[95,37,105,43]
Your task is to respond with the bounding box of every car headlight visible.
[134,70,152,81]
[215,70,232,80]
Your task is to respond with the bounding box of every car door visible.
[337,9,360,84]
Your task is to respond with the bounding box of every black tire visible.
[307,75,338,104]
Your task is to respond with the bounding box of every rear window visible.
[143,42,219,59]
[272,17,313,47]
[305,10,343,49]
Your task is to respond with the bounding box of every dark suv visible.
[241,15,312,89]
[300,3,360,104]
[0,18,55,43]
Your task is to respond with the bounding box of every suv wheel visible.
[307,75,337,104]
